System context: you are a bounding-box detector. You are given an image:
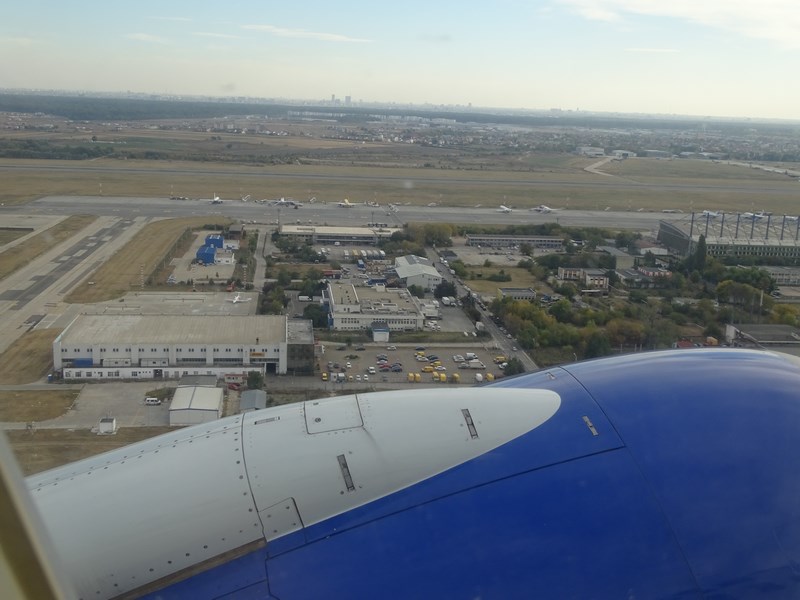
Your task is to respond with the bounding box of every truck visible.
[467,360,486,369]
[298,295,312,302]
[337,372,346,382]
[441,297,451,306]
[465,352,478,360]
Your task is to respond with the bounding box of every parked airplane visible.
[337,198,358,207]
[209,194,223,205]
[742,211,764,220]
[21,349,800,599]
[496,205,513,213]
[701,210,721,218]
[225,293,251,304]
[531,205,555,213]
[785,215,799,221]
[271,198,302,208]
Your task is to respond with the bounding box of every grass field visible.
[0,227,32,245]
[0,215,96,281]
[65,216,230,303]
[7,427,175,475]
[459,266,539,295]
[2,148,799,213]
[0,390,80,422]
[0,329,62,384]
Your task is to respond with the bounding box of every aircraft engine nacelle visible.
[26,349,800,599]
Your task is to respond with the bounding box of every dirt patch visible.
[0,390,79,422]
[7,426,176,475]
[0,329,61,384]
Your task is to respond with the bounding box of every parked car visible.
[386,345,397,350]
[391,365,403,372]
[415,346,426,351]
[355,345,366,351]
[345,362,352,369]
[356,375,362,381]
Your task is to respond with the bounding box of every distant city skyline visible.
[2,1,799,121]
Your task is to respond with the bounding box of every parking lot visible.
[318,341,512,387]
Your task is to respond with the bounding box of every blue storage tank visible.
[196,245,216,265]
[205,234,224,249]
[72,358,93,368]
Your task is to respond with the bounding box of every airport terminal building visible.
[53,315,315,381]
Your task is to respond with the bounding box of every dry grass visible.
[6,427,176,475]
[65,216,230,303]
[0,390,80,422]
[0,329,62,384]
[0,227,32,245]
[0,215,96,281]
[459,266,538,295]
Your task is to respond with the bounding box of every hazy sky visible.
[2,0,799,119]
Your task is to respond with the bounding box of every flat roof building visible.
[53,315,315,381]
[279,225,401,246]
[327,282,425,331]
[465,234,564,250]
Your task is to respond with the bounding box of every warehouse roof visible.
[60,315,287,345]
[170,386,223,412]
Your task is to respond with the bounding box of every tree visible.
[503,357,525,376]
[303,303,329,328]
[408,284,426,298]
[247,371,264,390]
[434,280,456,298]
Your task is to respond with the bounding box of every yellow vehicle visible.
[348,374,354,382]
[407,373,415,383]
[421,365,434,373]
[486,373,495,382]
[414,373,421,382]
[450,373,461,384]
[431,360,442,367]
[438,373,447,383]
[494,355,507,364]
[321,372,328,381]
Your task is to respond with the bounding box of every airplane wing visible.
[21,349,800,599]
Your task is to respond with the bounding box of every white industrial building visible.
[394,255,442,291]
[326,282,426,331]
[278,224,401,246]
[169,386,223,426]
[53,315,316,381]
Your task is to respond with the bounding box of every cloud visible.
[148,16,191,22]
[193,32,241,40]
[417,33,453,43]
[242,24,371,43]
[125,33,170,44]
[0,36,38,46]
[559,0,800,49]
[625,47,679,53]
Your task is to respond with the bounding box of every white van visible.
[144,397,161,406]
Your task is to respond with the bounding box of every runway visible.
[4,195,680,231]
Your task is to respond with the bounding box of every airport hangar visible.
[53,315,315,381]
[658,214,800,259]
